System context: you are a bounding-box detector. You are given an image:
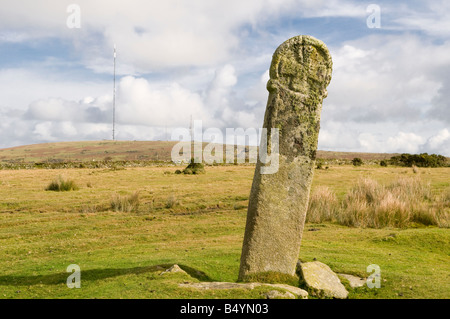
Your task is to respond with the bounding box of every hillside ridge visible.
[0,140,401,163]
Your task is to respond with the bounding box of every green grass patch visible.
[0,165,449,299]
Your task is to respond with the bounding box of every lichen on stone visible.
[239,35,333,280]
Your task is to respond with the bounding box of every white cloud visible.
[116,76,206,127]
[390,0,450,37]
[0,0,366,73]
[357,131,425,154]
[385,132,425,154]
[426,129,450,149]
[0,68,110,111]
[11,65,260,146]
[1,0,450,157]
[325,34,450,124]
[421,129,450,155]
[318,121,450,156]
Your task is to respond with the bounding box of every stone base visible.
[297,261,349,299]
[179,282,308,299]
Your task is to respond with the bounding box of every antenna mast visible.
[190,115,193,160]
[112,44,116,141]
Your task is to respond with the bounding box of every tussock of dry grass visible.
[165,195,179,209]
[110,192,140,213]
[307,177,449,228]
[305,186,338,223]
[45,176,79,192]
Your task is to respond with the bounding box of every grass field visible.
[0,164,449,299]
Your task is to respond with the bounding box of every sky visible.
[0,0,449,155]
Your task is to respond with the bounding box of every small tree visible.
[352,157,363,166]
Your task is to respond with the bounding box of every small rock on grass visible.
[338,274,366,288]
[159,264,187,276]
[299,261,348,299]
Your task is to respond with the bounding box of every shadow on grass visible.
[0,263,212,287]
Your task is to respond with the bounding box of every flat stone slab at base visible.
[179,282,308,299]
[299,261,348,299]
[338,274,366,288]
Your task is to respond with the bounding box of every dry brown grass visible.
[305,186,338,223]
[110,191,140,213]
[307,177,449,228]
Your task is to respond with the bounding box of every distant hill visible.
[0,140,401,164]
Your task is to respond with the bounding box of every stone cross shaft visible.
[239,35,333,280]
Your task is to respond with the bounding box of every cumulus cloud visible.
[1,1,449,157]
[0,0,367,73]
[24,97,110,123]
[14,65,261,145]
[421,129,450,155]
[318,121,450,156]
[325,35,450,125]
[390,0,450,37]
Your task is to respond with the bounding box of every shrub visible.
[46,176,79,192]
[174,169,182,174]
[380,160,388,167]
[390,153,448,167]
[316,160,324,169]
[183,158,205,174]
[110,192,140,212]
[352,158,363,166]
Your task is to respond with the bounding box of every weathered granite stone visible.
[264,283,308,299]
[239,35,333,280]
[299,261,348,299]
[159,264,187,276]
[265,290,296,299]
[338,274,366,288]
[179,282,308,299]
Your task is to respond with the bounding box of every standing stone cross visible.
[239,35,333,280]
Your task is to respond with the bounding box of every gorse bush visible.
[306,177,449,228]
[182,158,205,174]
[352,158,363,166]
[390,153,448,167]
[110,192,140,213]
[46,176,79,192]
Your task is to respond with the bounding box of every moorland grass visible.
[110,192,140,213]
[0,164,448,299]
[306,176,449,228]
